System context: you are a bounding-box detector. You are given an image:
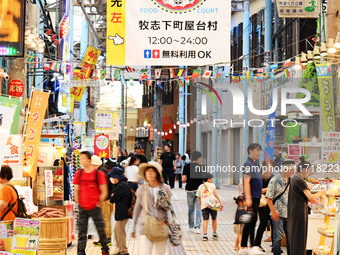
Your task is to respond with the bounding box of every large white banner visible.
[107,0,231,66]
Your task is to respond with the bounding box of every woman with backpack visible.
[132,161,172,255]
[0,165,18,221]
[109,167,132,255]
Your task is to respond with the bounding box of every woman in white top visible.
[125,155,140,191]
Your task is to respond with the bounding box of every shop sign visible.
[11,218,40,255]
[136,127,149,138]
[0,221,13,253]
[94,134,110,158]
[44,170,53,197]
[107,0,231,66]
[8,79,24,97]
[287,144,303,163]
[322,132,340,164]
[24,90,50,181]
[95,111,114,130]
[316,64,335,132]
[3,135,21,165]
[156,147,162,160]
[276,0,319,18]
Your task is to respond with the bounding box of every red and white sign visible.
[94,134,110,158]
[3,135,21,165]
[8,79,24,97]
[288,144,301,156]
[44,170,53,197]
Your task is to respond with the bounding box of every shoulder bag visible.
[272,178,291,205]
[143,184,169,241]
[203,183,222,211]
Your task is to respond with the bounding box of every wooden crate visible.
[33,217,67,255]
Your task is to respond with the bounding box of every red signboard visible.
[94,134,110,158]
[8,79,24,97]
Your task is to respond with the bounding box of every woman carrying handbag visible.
[132,161,172,255]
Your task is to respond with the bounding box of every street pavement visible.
[67,185,282,255]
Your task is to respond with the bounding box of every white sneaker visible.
[239,248,249,255]
[194,228,201,234]
[249,246,266,254]
[188,227,194,233]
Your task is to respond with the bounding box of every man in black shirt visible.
[182,151,204,234]
[134,145,148,165]
[160,144,177,188]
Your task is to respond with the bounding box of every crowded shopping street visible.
[0,0,340,254]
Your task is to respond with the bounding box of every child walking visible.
[233,195,245,251]
[196,173,223,241]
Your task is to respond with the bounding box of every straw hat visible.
[91,155,102,166]
[139,161,164,183]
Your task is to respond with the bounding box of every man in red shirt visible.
[73,151,109,255]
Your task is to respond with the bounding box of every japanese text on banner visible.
[24,91,50,181]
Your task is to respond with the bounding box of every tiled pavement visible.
[67,185,282,255]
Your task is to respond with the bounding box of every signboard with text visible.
[322,132,340,164]
[276,0,319,18]
[94,134,111,158]
[107,0,230,65]
[95,111,114,130]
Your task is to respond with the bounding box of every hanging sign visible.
[107,0,231,66]
[316,64,335,132]
[24,90,50,181]
[8,79,24,97]
[0,96,21,134]
[322,132,340,164]
[3,135,21,165]
[95,111,113,130]
[276,0,319,18]
[44,170,53,197]
[94,134,110,158]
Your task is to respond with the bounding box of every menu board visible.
[11,218,40,255]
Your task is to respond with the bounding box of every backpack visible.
[0,184,30,220]
[122,182,136,219]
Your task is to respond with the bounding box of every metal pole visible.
[121,79,125,150]
[274,1,279,62]
[242,0,250,165]
[196,67,202,152]
[184,66,188,155]
[179,66,185,156]
[79,14,88,124]
[77,0,101,42]
[211,66,218,185]
[153,79,157,150]
[125,78,127,150]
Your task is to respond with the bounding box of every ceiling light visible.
[313,46,320,59]
[301,52,307,66]
[328,38,336,54]
[307,50,314,63]
[320,42,327,57]
[294,57,301,70]
[335,32,340,48]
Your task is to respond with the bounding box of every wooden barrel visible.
[33,217,67,255]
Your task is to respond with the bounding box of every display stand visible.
[317,195,336,254]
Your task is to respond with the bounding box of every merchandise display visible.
[318,224,335,237]
[313,245,331,255]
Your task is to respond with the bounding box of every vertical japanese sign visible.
[322,132,340,164]
[316,64,335,132]
[107,0,230,65]
[24,90,50,181]
[11,218,40,255]
[44,170,53,197]
[3,135,21,165]
[296,62,320,106]
[70,45,101,101]
[94,134,110,158]
[288,144,302,163]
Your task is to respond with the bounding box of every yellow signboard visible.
[70,45,101,101]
